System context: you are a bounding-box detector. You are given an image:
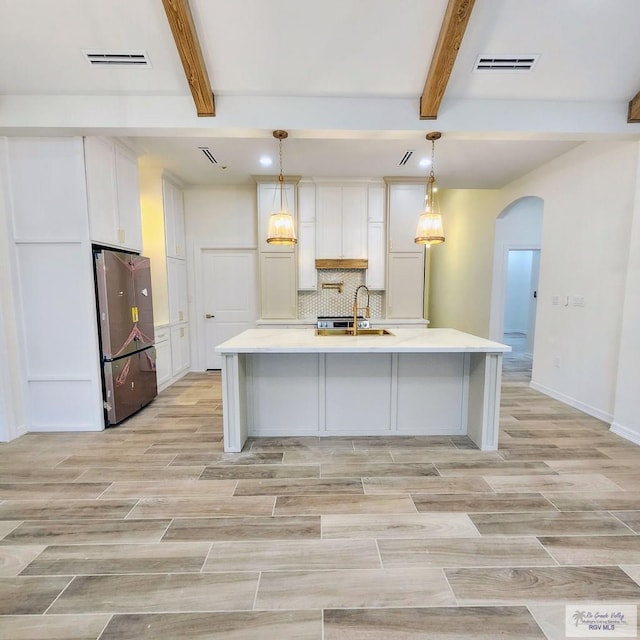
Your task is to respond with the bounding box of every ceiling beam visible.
[162,0,215,117]
[420,0,476,120]
[628,90,640,123]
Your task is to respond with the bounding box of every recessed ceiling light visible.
[418,158,431,168]
[259,156,273,167]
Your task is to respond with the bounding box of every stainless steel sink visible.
[315,328,394,336]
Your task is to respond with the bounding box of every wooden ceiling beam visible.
[628,90,640,123]
[420,0,476,120]
[162,0,215,117]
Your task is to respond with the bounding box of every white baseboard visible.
[529,380,613,423]
[610,421,640,446]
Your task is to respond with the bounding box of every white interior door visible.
[201,250,257,369]
[527,250,540,356]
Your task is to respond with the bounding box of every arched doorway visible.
[489,196,544,379]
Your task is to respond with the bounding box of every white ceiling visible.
[1,0,639,187]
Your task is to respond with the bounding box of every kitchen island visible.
[215,328,510,452]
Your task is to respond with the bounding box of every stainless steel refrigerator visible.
[94,248,157,425]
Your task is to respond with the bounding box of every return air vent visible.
[474,54,539,72]
[399,151,414,166]
[83,50,151,67]
[198,147,218,164]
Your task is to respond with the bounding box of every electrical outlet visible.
[554,356,561,368]
[552,295,560,306]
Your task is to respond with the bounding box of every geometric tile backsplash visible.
[298,269,383,320]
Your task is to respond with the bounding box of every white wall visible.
[504,251,533,333]
[611,146,640,443]
[498,141,638,421]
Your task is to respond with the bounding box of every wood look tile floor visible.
[2,354,640,639]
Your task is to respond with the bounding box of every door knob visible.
[205,314,215,319]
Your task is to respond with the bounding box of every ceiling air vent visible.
[83,50,151,67]
[399,150,414,166]
[474,54,539,72]
[198,147,218,164]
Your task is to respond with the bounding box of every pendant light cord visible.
[278,137,284,210]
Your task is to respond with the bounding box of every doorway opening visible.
[502,249,540,379]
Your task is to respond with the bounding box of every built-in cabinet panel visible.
[387,252,425,319]
[167,257,188,324]
[84,137,142,252]
[3,137,104,433]
[163,177,185,258]
[388,183,425,253]
[316,184,367,259]
[259,253,297,319]
[256,180,298,319]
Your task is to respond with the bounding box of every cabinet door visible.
[388,184,426,253]
[163,178,185,259]
[167,257,188,323]
[297,183,316,290]
[258,183,296,253]
[114,145,142,251]
[367,221,386,290]
[386,252,425,319]
[155,337,172,388]
[260,253,297,319]
[341,186,367,259]
[170,324,190,376]
[84,137,119,246]
[316,186,342,258]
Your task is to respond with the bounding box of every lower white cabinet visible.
[154,327,172,390]
[260,253,297,319]
[171,324,191,376]
[386,252,425,319]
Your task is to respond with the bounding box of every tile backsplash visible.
[298,270,383,320]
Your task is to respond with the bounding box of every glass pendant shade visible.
[266,130,297,245]
[266,211,297,244]
[415,211,445,245]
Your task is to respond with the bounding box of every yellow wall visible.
[428,189,500,337]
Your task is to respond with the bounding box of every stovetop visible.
[317,316,370,329]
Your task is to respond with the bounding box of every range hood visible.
[315,259,368,269]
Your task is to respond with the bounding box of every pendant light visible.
[266,130,297,245]
[415,131,445,245]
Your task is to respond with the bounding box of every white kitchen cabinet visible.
[386,252,425,319]
[316,184,367,259]
[297,182,316,290]
[171,324,191,376]
[366,184,386,289]
[257,182,297,253]
[84,136,142,251]
[162,176,185,259]
[259,253,297,319]
[167,257,188,324]
[154,327,172,390]
[388,183,426,253]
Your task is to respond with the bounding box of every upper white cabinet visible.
[162,177,186,259]
[316,184,367,259]
[84,137,142,251]
[386,253,425,319]
[387,183,426,253]
[297,181,317,290]
[167,257,188,324]
[366,184,386,290]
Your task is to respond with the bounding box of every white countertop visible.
[215,328,511,354]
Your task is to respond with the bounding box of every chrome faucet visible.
[352,285,370,335]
